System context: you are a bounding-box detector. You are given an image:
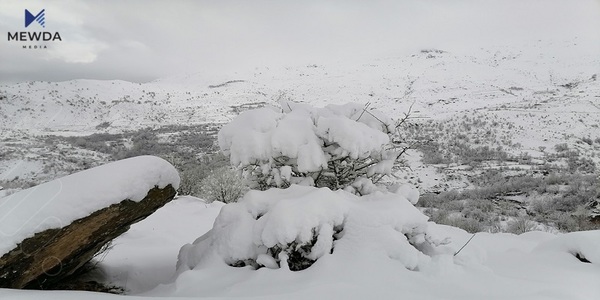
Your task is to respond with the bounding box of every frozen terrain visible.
[2,193,599,300]
[0,19,599,300]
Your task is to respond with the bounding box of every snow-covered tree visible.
[218,100,409,194]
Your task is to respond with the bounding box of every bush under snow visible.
[176,185,449,273]
[177,101,435,274]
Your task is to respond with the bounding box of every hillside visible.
[1,40,598,187]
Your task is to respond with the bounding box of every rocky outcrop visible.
[0,184,176,289]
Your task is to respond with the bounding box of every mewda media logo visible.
[7,8,62,49]
[25,9,46,28]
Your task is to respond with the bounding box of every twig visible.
[454,233,476,256]
[356,102,371,122]
[394,145,412,160]
[395,101,415,129]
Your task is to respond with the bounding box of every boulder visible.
[0,156,180,289]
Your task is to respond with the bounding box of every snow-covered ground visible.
[3,192,598,300]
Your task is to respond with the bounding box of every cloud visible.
[0,0,598,83]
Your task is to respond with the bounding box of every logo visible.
[25,9,45,28]
[7,8,62,49]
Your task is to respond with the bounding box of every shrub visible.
[427,208,449,224]
[554,143,569,152]
[506,217,537,234]
[544,173,568,185]
[419,141,452,165]
[417,193,439,207]
[199,167,247,203]
[177,166,206,197]
[553,211,579,231]
[529,196,553,216]
[581,137,593,145]
[218,101,408,194]
[467,199,495,213]
[446,217,483,233]
[567,157,596,173]
[462,207,486,222]
[441,200,466,211]
[95,121,111,130]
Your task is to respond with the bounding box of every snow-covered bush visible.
[217,100,408,194]
[199,167,247,203]
[177,185,450,273]
[176,101,447,275]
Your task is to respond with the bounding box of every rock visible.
[0,184,177,289]
[0,156,180,289]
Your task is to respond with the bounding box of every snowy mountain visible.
[2,39,598,192]
[1,40,598,136]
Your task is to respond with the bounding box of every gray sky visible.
[1,0,599,83]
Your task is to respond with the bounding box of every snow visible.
[154,186,600,300]
[1,189,598,300]
[218,101,392,173]
[388,183,420,205]
[0,155,180,256]
[218,108,282,166]
[323,102,394,133]
[175,185,439,277]
[535,230,600,263]
[315,113,389,160]
[147,191,600,300]
[1,1,600,298]
[95,196,224,294]
[271,109,327,172]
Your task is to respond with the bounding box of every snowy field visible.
[2,194,599,300]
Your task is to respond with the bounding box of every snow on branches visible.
[218,100,408,194]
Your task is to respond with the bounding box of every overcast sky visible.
[1,0,599,83]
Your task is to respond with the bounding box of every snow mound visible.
[388,183,420,204]
[534,230,600,264]
[176,185,445,274]
[0,155,180,256]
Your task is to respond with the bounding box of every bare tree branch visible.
[355,102,371,122]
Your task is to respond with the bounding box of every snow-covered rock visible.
[0,156,180,289]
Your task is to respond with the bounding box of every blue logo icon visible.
[25,9,45,28]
